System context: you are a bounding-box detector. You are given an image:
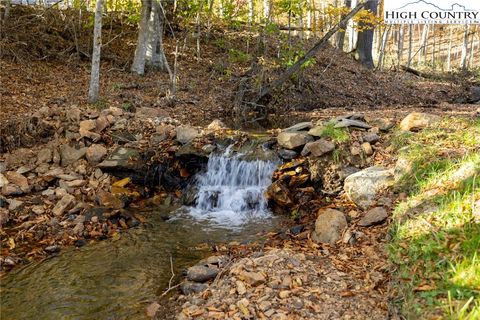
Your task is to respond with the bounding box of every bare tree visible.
[132,0,152,75]
[335,0,352,51]
[461,24,469,70]
[146,0,170,72]
[88,0,104,104]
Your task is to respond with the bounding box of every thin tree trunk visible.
[447,26,452,71]
[196,0,204,59]
[131,0,152,75]
[469,25,475,68]
[263,0,269,20]
[377,25,390,70]
[407,24,413,67]
[335,0,351,51]
[355,0,378,69]
[256,1,366,103]
[418,24,428,65]
[88,0,103,104]
[2,0,11,22]
[461,24,469,70]
[431,24,436,68]
[248,0,254,23]
[146,0,170,73]
[347,0,357,51]
[397,24,404,69]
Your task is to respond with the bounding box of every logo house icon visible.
[384,0,480,24]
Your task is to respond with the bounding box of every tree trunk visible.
[355,0,378,69]
[248,0,254,23]
[397,24,404,68]
[418,24,428,65]
[335,0,351,51]
[263,0,269,20]
[407,24,413,67]
[146,0,170,72]
[377,25,390,70]
[461,24,469,70]
[131,0,152,75]
[447,26,452,71]
[347,0,357,51]
[88,0,103,104]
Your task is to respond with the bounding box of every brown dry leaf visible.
[414,284,436,291]
[8,238,15,250]
[112,177,131,188]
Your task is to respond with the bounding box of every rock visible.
[468,86,480,103]
[98,147,141,170]
[364,117,394,131]
[344,166,394,209]
[334,118,371,129]
[201,144,216,153]
[79,120,100,140]
[363,133,380,143]
[239,271,266,286]
[277,132,311,150]
[311,208,347,245]
[265,180,293,207]
[36,148,52,164]
[289,225,305,235]
[74,239,87,247]
[207,119,227,130]
[5,171,29,192]
[96,189,124,209]
[359,207,389,226]
[279,290,290,299]
[146,302,160,318]
[0,173,8,188]
[186,265,219,282]
[44,245,61,253]
[278,149,297,160]
[394,156,413,181]
[2,185,23,196]
[283,122,313,132]
[31,205,45,215]
[60,145,87,166]
[180,281,208,295]
[307,125,324,137]
[150,133,167,145]
[236,280,247,295]
[86,144,107,164]
[95,116,110,132]
[176,126,201,144]
[361,142,373,156]
[399,112,441,131]
[73,222,84,235]
[52,194,75,216]
[301,139,335,157]
[339,166,361,180]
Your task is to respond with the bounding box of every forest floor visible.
[1,5,479,320]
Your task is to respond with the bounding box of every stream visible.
[0,150,280,319]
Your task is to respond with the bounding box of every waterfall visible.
[187,148,278,226]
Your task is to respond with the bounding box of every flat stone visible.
[5,171,29,192]
[307,125,325,137]
[334,118,371,129]
[359,207,389,226]
[86,144,107,164]
[36,148,52,164]
[176,126,201,144]
[311,208,347,245]
[239,271,266,286]
[7,199,24,211]
[186,265,219,282]
[52,194,75,216]
[277,132,311,150]
[282,122,313,132]
[98,147,140,170]
[60,145,87,166]
[400,112,441,131]
[0,173,7,188]
[2,185,23,196]
[363,133,380,143]
[301,139,335,157]
[344,166,394,209]
[278,149,297,160]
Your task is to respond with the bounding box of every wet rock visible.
[180,281,208,295]
[86,144,107,164]
[311,208,347,245]
[283,122,313,132]
[207,119,227,130]
[289,225,305,235]
[201,144,216,153]
[36,148,52,164]
[265,180,293,207]
[239,271,266,286]
[288,174,309,188]
[361,142,373,156]
[277,132,311,150]
[5,171,29,192]
[176,125,201,144]
[60,145,87,166]
[278,149,297,160]
[0,196,6,207]
[301,139,335,157]
[363,133,380,143]
[344,166,394,209]
[96,189,124,209]
[400,112,441,131]
[187,265,219,282]
[334,118,371,129]
[359,207,389,227]
[74,239,87,247]
[52,194,75,216]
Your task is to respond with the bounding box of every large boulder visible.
[277,132,312,150]
[311,208,347,245]
[344,166,394,209]
[399,112,441,131]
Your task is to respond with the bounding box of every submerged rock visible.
[344,166,394,209]
[311,208,347,245]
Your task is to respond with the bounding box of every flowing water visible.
[0,150,279,320]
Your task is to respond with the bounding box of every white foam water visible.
[187,148,277,226]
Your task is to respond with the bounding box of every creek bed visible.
[1,207,279,319]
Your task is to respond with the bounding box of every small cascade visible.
[188,147,278,226]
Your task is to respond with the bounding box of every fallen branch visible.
[160,254,179,297]
[255,0,369,104]
[400,65,429,78]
